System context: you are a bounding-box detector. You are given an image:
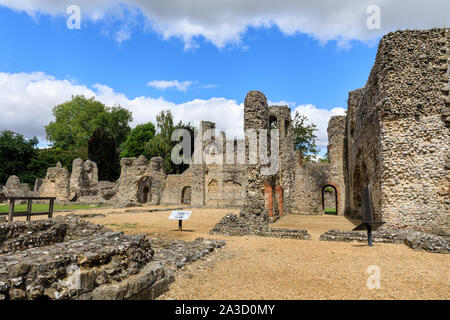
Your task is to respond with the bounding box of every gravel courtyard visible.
[54,207,450,300]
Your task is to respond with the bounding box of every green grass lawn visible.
[0,203,107,213]
[324,208,337,214]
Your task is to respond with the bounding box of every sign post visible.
[169,210,192,232]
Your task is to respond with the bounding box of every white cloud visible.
[292,104,346,148]
[0,72,243,143]
[0,1,448,48]
[0,72,94,141]
[0,72,342,148]
[115,28,131,44]
[200,84,217,89]
[146,80,193,92]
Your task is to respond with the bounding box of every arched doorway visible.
[138,177,152,204]
[181,186,192,205]
[143,186,150,203]
[322,185,338,215]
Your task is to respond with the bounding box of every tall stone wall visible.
[242,91,270,217]
[292,116,347,216]
[326,116,347,215]
[269,105,296,215]
[346,29,450,236]
[293,160,331,215]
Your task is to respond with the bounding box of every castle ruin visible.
[1,28,448,237]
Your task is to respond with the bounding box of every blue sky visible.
[0,1,448,153]
[0,6,376,107]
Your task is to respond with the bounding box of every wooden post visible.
[48,198,54,218]
[178,219,182,231]
[26,199,32,222]
[8,199,15,222]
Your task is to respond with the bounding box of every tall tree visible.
[292,112,319,160]
[45,95,132,151]
[26,148,85,180]
[120,122,156,159]
[145,110,194,174]
[0,131,37,185]
[88,128,120,182]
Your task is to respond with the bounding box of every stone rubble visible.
[0,216,226,300]
[209,213,311,240]
[319,229,450,254]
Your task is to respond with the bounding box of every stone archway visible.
[322,184,338,215]
[138,177,152,204]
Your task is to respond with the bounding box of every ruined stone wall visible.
[346,83,383,221]
[379,29,449,235]
[4,176,31,197]
[162,120,247,208]
[113,156,165,206]
[161,168,193,205]
[269,105,296,215]
[292,115,347,216]
[242,91,271,217]
[292,160,332,215]
[346,29,450,236]
[38,162,70,201]
[70,159,99,201]
[205,164,246,208]
[0,217,225,300]
[326,116,347,215]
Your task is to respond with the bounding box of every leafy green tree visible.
[144,110,194,174]
[120,122,156,159]
[171,121,195,174]
[88,128,120,181]
[0,131,38,185]
[292,112,319,161]
[26,148,85,180]
[45,95,132,151]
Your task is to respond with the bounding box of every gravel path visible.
[46,207,450,299]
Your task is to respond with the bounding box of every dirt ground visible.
[16,205,450,299]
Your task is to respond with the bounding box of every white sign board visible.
[168,210,192,220]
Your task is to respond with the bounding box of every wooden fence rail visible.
[1,197,56,222]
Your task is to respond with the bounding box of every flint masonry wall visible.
[242,91,271,217]
[161,168,193,205]
[38,162,70,201]
[347,29,450,236]
[113,156,165,206]
[161,121,247,208]
[269,105,296,215]
[69,159,99,201]
[292,116,347,215]
[327,116,347,215]
[4,176,31,197]
[205,164,246,208]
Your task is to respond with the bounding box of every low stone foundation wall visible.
[0,231,155,300]
[0,217,226,300]
[0,216,108,254]
[319,229,450,254]
[210,213,311,240]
